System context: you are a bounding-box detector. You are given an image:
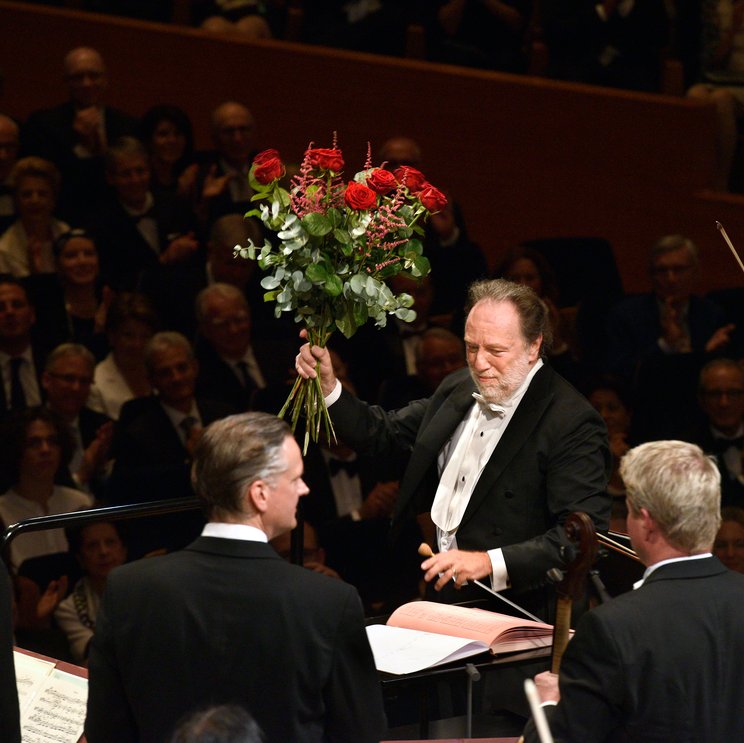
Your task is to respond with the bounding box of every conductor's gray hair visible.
[620,440,721,553]
[191,413,291,519]
[466,279,553,356]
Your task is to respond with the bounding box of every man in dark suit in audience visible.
[0,276,46,418]
[85,412,387,743]
[684,358,744,508]
[524,440,744,743]
[91,137,202,302]
[21,47,138,224]
[108,331,231,554]
[41,343,113,496]
[194,283,267,413]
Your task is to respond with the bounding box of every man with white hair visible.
[525,439,744,742]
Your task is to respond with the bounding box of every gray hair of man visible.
[466,279,553,356]
[44,342,95,373]
[104,135,148,174]
[194,282,248,325]
[619,440,721,553]
[191,412,291,520]
[144,331,194,376]
[649,234,699,269]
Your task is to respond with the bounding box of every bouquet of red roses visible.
[237,136,447,450]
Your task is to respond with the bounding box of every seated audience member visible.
[26,229,111,360]
[497,246,582,385]
[107,332,232,554]
[53,521,126,664]
[423,0,532,72]
[586,374,633,532]
[84,412,386,743]
[87,292,158,420]
[139,105,198,200]
[378,136,487,320]
[714,506,744,573]
[91,136,201,293]
[0,276,46,417]
[604,234,733,381]
[0,157,68,277]
[523,440,744,743]
[194,101,259,231]
[270,521,341,580]
[194,283,267,413]
[42,344,113,496]
[0,407,92,572]
[168,705,264,743]
[21,47,138,224]
[540,0,670,92]
[0,114,20,235]
[191,0,276,37]
[378,326,465,409]
[684,358,744,508]
[687,0,744,191]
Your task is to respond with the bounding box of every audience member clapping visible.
[53,520,126,664]
[0,157,68,277]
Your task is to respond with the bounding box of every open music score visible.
[14,649,87,743]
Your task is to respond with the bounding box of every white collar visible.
[202,522,268,542]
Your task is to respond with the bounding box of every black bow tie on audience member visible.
[328,457,359,477]
[710,436,744,454]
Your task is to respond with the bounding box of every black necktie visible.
[9,357,26,411]
[236,361,254,390]
[179,415,198,442]
[328,458,359,477]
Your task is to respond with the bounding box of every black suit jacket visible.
[89,191,201,294]
[84,536,386,743]
[193,337,259,414]
[525,557,744,742]
[0,563,20,743]
[330,364,610,619]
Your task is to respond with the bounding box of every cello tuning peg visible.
[546,567,564,584]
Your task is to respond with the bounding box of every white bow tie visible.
[472,392,506,416]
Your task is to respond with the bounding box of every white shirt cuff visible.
[324,379,343,406]
[487,548,509,591]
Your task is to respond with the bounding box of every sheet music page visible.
[366,623,489,674]
[21,668,87,743]
[14,651,56,711]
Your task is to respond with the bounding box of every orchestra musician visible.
[296,278,611,621]
[524,440,744,742]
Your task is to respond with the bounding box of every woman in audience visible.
[714,506,744,573]
[54,520,126,664]
[87,293,158,420]
[139,105,198,200]
[26,229,112,360]
[0,407,92,572]
[0,157,68,277]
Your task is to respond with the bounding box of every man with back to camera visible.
[85,411,386,743]
[296,278,611,622]
[524,439,744,742]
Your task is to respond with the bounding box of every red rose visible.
[418,183,448,212]
[366,168,398,195]
[253,149,284,184]
[307,147,345,172]
[393,165,426,192]
[344,181,377,210]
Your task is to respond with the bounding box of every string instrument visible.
[550,511,597,673]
